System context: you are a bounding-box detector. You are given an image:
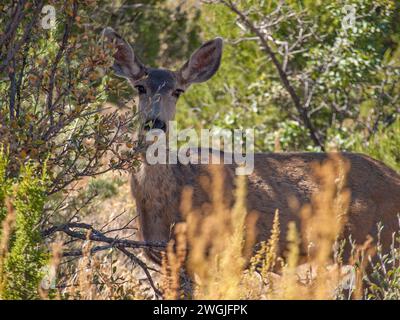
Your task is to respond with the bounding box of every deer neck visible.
[131,157,181,243]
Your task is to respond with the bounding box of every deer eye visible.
[135,85,146,95]
[172,89,184,98]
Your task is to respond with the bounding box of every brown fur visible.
[131,151,400,263]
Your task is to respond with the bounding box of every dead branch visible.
[42,222,165,297]
[42,222,167,249]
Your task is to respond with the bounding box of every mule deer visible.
[102,27,400,264]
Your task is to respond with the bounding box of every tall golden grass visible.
[160,154,361,300]
[2,154,394,300]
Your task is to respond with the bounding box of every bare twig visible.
[42,221,165,297]
[117,246,162,297]
[46,1,77,127]
[0,1,44,74]
[219,0,325,150]
[42,222,167,249]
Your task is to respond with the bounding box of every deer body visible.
[132,151,400,262]
[102,27,400,263]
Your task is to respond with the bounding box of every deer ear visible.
[101,27,146,80]
[178,38,223,85]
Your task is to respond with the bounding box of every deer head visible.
[102,27,223,133]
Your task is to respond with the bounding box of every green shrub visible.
[364,223,400,299]
[353,118,400,172]
[0,161,48,300]
[0,146,10,226]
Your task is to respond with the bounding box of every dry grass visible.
[53,172,155,300]
[159,154,362,300]
[176,166,249,299]
[1,155,398,300]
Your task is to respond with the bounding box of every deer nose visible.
[144,118,167,132]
